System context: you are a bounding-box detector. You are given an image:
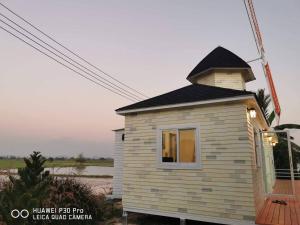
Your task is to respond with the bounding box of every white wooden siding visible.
[196,73,215,86]
[122,103,257,222]
[195,71,246,90]
[214,72,246,90]
[113,129,124,198]
[247,116,265,216]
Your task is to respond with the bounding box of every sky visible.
[0,0,299,158]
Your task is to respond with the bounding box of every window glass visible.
[179,129,196,163]
[162,130,177,162]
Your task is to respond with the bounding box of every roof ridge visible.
[116,83,255,112]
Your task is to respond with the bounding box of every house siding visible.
[214,72,246,90]
[196,73,215,86]
[195,71,246,90]
[247,117,265,216]
[113,130,124,198]
[122,103,257,222]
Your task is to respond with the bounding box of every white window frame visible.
[156,124,201,169]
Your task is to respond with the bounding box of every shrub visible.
[0,151,52,225]
[42,178,103,225]
[0,152,105,225]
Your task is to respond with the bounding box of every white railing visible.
[275,169,300,179]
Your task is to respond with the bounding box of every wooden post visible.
[180,218,186,225]
[122,211,128,225]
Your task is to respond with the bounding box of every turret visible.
[187,46,255,90]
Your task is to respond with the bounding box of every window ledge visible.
[157,162,202,170]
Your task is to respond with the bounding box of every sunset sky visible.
[0,0,299,157]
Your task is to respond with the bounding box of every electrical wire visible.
[243,0,260,55]
[0,12,143,101]
[246,57,262,63]
[0,18,141,101]
[0,24,137,102]
[0,1,149,99]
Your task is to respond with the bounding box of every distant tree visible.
[48,157,54,163]
[56,156,66,160]
[75,153,86,164]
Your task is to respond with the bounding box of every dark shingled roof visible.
[116,84,255,112]
[186,46,254,82]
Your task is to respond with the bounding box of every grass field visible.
[0,159,113,169]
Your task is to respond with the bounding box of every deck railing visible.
[275,169,300,179]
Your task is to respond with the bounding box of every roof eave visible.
[116,94,256,115]
[244,68,256,82]
[186,67,255,83]
[112,128,125,132]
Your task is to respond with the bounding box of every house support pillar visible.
[180,218,186,225]
[122,211,128,225]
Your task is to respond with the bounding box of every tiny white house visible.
[112,47,290,225]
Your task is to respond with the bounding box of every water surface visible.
[1,166,114,176]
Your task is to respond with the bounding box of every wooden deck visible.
[256,180,300,225]
[272,179,295,195]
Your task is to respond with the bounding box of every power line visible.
[243,0,260,55]
[0,24,137,102]
[247,0,264,53]
[0,19,143,101]
[242,0,281,123]
[0,12,143,101]
[0,18,141,101]
[246,56,262,63]
[0,1,149,99]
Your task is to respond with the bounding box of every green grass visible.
[0,159,113,169]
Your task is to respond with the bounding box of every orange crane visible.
[244,0,281,125]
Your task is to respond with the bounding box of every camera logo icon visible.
[10,209,29,219]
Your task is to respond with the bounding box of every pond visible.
[48,166,114,176]
[1,166,114,177]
